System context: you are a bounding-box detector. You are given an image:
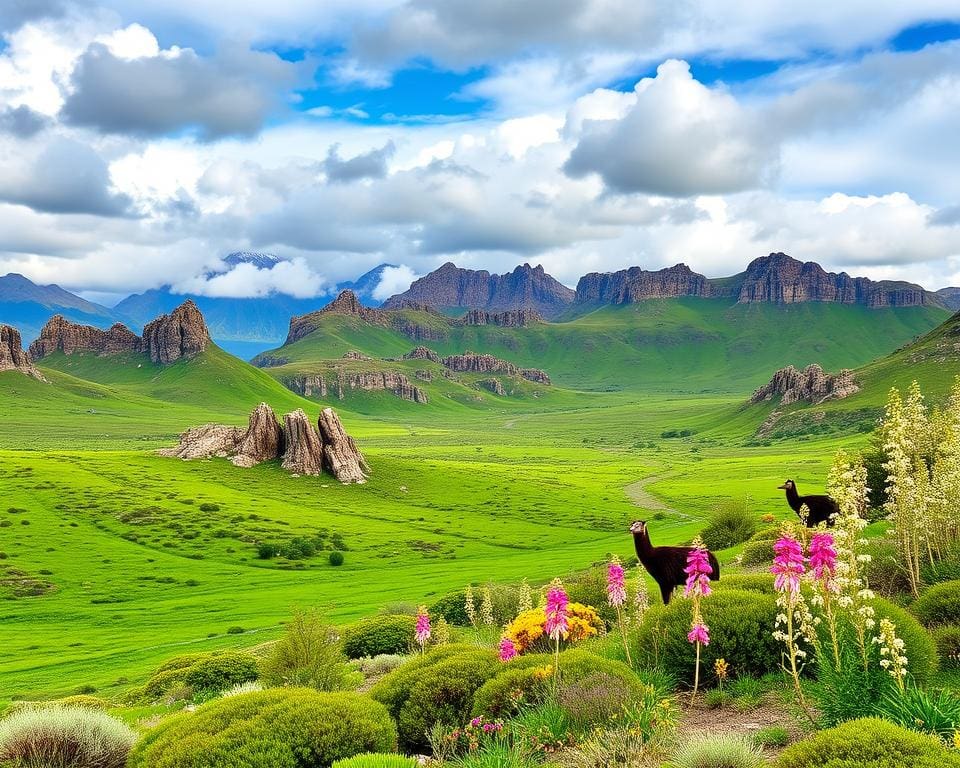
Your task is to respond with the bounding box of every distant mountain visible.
[0,273,118,342]
[935,287,960,310]
[340,263,397,304]
[383,263,575,318]
[220,251,282,271]
[575,253,942,309]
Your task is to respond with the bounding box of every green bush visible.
[775,717,960,767]
[153,652,209,674]
[430,590,471,625]
[127,689,397,768]
[368,644,475,718]
[143,668,190,701]
[872,597,938,684]
[866,540,913,597]
[0,705,136,768]
[633,589,780,684]
[932,625,960,667]
[429,585,521,627]
[566,567,618,627]
[261,609,352,690]
[920,544,960,585]
[331,755,417,768]
[342,615,416,659]
[471,658,553,718]
[739,540,775,567]
[556,672,633,731]
[665,733,766,768]
[873,685,960,742]
[52,695,110,710]
[330,551,345,566]
[700,499,756,551]
[912,580,960,627]
[713,573,773,594]
[183,651,259,696]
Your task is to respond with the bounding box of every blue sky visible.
[0,1,959,300]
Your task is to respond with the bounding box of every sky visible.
[1,1,960,304]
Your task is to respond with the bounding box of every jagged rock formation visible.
[440,351,551,385]
[404,346,440,362]
[461,309,543,326]
[141,300,210,364]
[318,407,370,484]
[576,264,711,304]
[282,409,325,476]
[342,350,370,360]
[29,300,210,365]
[0,325,44,380]
[414,369,432,381]
[160,403,367,483]
[383,263,574,318]
[29,316,141,358]
[479,378,506,396]
[285,371,428,404]
[750,364,859,405]
[232,403,284,468]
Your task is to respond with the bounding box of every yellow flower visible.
[503,603,604,653]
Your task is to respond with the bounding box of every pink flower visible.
[415,606,431,646]
[809,533,837,582]
[607,559,627,607]
[687,622,710,646]
[544,583,569,641]
[469,716,482,728]
[482,722,503,734]
[771,536,806,594]
[498,636,517,662]
[684,546,713,598]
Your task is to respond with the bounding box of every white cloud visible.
[372,264,419,300]
[171,257,328,298]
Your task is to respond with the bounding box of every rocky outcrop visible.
[440,351,551,385]
[342,350,370,360]
[232,403,284,468]
[141,300,210,364]
[318,407,369,484]
[383,263,575,318]
[461,309,543,327]
[404,346,440,362]
[286,290,387,344]
[479,378,506,396]
[28,316,141,359]
[750,364,859,405]
[0,325,44,380]
[282,409,325,476]
[160,403,367,484]
[285,371,428,404]
[575,264,711,304]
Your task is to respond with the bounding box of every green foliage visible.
[700,499,756,551]
[356,654,409,677]
[331,755,418,768]
[932,625,960,667]
[633,589,780,684]
[330,551,345,566]
[52,695,110,710]
[182,651,259,697]
[754,726,790,748]
[0,704,136,768]
[556,672,634,731]
[865,540,914,597]
[873,685,960,742]
[920,543,960,584]
[912,580,960,627]
[471,661,551,718]
[342,615,416,659]
[664,733,766,768]
[740,540,775,567]
[127,689,397,768]
[714,573,773,595]
[873,597,938,683]
[775,717,960,767]
[260,609,352,691]
[430,590,471,625]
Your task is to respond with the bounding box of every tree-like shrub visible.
[183,651,259,696]
[429,585,521,627]
[0,705,136,768]
[329,551,345,566]
[664,733,766,768]
[775,717,960,767]
[430,590,470,625]
[127,689,396,768]
[912,580,960,627]
[739,539,775,567]
[261,609,352,690]
[700,499,756,551]
[931,625,960,667]
[633,589,780,684]
[331,755,417,768]
[342,615,416,659]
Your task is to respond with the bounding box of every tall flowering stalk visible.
[771,530,813,719]
[607,556,632,667]
[809,532,841,666]
[544,579,569,671]
[517,579,533,613]
[480,586,495,626]
[498,636,517,663]
[415,605,431,654]
[875,618,908,693]
[633,565,650,623]
[465,585,477,628]
[684,538,712,700]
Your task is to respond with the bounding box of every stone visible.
[284,371,428,403]
[281,409,325,476]
[575,263,711,304]
[141,300,210,364]
[157,424,242,459]
[404,346,440,362]
[0,325,44,380]
[232,402,284,468]
[28,316,141,359]
[479,378,506,396]
[440,351,551,385]
[318,407,370,484]
[461,309,542,327]
[751,364,859,405]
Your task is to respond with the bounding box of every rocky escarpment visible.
[29,300,210,364]
[159,403,367,483]
[461,309,543,326]
[383,263,574,318]
[576,264,711,304]
[440,351,551,385]
[0,325,44,380]
[750,364,859,405]
[404,346,440,362]
[285,371,428,404]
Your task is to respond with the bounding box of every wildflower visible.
[771,535,806,594]
[544,581,570,641]
[415,605,431,651]
[433,616,451,646]
[480,586,495,626]
[518,579,533,613]
[684,544,713,598]
[687,622,710,646]
[633,566,650,621]
[809,532,838,582]
[465,585,477,627]
[874,617,908,692]
[498,636,517,662]
[771,528,813,720]
[714,658,729,683]
[469,716,482,728]
[607,557,627,607]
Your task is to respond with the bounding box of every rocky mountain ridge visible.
[0,324,44,380]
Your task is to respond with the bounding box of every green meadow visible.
[0,300,952,705]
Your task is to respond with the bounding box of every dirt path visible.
[677,699,805,759]
[625,472,677,513]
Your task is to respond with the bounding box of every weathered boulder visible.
[142,300,210,364]
[404,346,440,362]
[158,424,242,459]
[284,371,428,404]
[751,364,859,405]
[28,316,141,359]
[318,407,369,484]
[232,402,284,468]
[479,378,506,396]
[0,325,44,380]
[281,409,325,476]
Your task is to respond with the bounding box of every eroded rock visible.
[0,325,44,380]
[281,409,325,476]
[232,402,284,468]
[318,407,369,484]
[142,300,210,364]
[751,364,859,405]
[28,316,141,359]
[158,424,242,459]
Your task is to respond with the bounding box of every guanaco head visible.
[778,479,795,491]
[629,520,647,535]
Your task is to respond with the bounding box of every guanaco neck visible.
[785,485,802,512]
[632,530,654,563]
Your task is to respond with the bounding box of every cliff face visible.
[0,325,44,380]
[141,300,210,364]
[461,309,542,326]
[575,264,710,304]
[383,263,574,317]
[440,351,551,385]
[285,370,428,404]
[750,363,859,405]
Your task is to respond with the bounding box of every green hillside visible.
[259,299,947,394]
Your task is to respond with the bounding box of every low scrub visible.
[700,499,756,551]
[342,615,416,659]
[331,755,418,768]
[912,580,960,627]
[664,733,766,768]
[260,609,353,691]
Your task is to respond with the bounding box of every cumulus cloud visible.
[930,205,960,227]
[0,0,65,32]
[0,105,49,137]
[564,60,779,196]
[322,141,395,182]
[171,257,328,298]
[372,264,419,300]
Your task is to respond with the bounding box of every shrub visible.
[429,585,521,627]
[664,733,766,768]
[556,672,633,731]
[258,542,278,559]
[873,685,960,742]
[471,659,553,718]
[932,625,960,667]
[865,540,913,597]
[739,539,775,567]
[713,573,773,594]
[182,651,259,696]
[0,705,136,768]
[368,644,476,718]
[198,503,220,512]
[342,615,416,659]
[920,543,960,585]
[633,589,780,684]
[566,567,618,627]
[53,695,110,710]
[357,654,409,677]
[754,726,790,748]
[330,551,345,566]
[775,717,960,767]
[430,590,471,625]
[260,609,352,691]
[153,652,208,674]
[872,597,938,684]
[700,499,756,551]
[127,689,397,768]
[912,580,960,627]
[331,755,418,768]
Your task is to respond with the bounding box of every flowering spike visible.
[415,605,431,650]
[498,636,517,662]
[607,557,627,607]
